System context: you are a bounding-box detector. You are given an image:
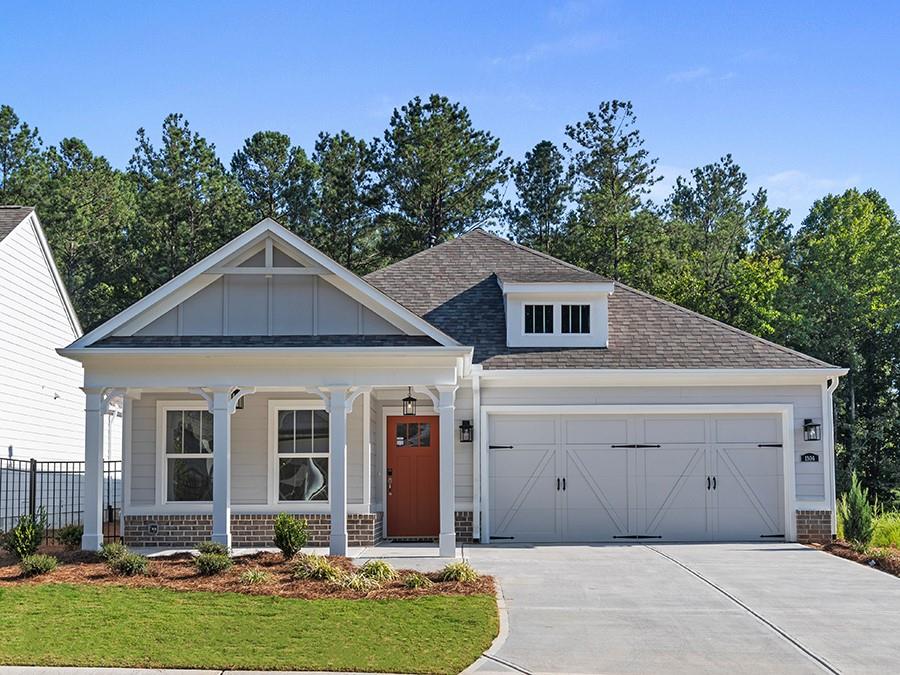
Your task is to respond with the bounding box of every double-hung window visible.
[524,304,554,334]
[164,407,214,502]
[275,406,330,502]
[561,304,591,334]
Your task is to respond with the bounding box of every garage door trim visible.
[479,404,796,542]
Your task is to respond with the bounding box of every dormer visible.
[499,279,615,348]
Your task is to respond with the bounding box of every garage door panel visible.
[715,447,783,537]
[719,446,783,476]
[641,447,709,539]
[491,416,556,446]
[715,417,780,444]
[564,418,629,445]
[564,448,629,540]
[643,418,706,444]
[490,447,560,542]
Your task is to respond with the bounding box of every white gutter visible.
[58,346,474,360]
[478,367,849,387]
[471,367,482,541]
[825,375,841,533]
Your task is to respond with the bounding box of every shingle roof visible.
[364,228,833,370]
[0,206,33,243]
[93,335,441,348]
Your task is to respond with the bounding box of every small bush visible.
[404,571,434,589]
[20,553,58,577]
[195,552,233,576]
[333,572,380,592]
[197,541,230,556]
[56,523,84,551]
[109,552,150,576]
[292,554,343,582]
[359,559,398,582]
[98,541,128,562]
[838,471,874,546]
[273,514,308,559]
[239,568,272,585]
[871,512,900,548]
[437,560,479,583]
[2,509,47,559]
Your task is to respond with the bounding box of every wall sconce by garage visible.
[402,387,417,416]
[459,420,473,443]
[803,419,822,442]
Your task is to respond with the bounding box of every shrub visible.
[56,523,84,551]
[239,568,272,585]
[195,552,233,576]
[20,553,58,577]
[403,571,434,589]
[98,541,128,562]
[437,560,479,583]
[109,552,150,576]
[2,509,47,559]
[838,471,874,546]
[197,541,230,556]
[292,554,343,582]
[333,572,380,592]
[273,514,308,559]
[871,512,900,548]
[359,559,398,582]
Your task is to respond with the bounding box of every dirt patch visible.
[815,540,900,577]
[0,548,494,600]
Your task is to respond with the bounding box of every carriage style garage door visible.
[488,413,786,542]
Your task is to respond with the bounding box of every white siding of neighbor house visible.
[134,246,404,337]
[480,383,827,502]
[128,392,366,507]
[0,218,86,461]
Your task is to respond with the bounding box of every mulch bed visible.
[0,547,494,600]
[815,540,900,577]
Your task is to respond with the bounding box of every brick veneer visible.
[796,510,833,544]
[124,512,384,548]
[455,511,475,544]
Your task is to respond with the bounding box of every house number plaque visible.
[800,452,819,462]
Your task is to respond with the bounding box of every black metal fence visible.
[0,458,122,543]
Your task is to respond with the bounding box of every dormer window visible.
[561,304,590,334]
[524,304,554,334]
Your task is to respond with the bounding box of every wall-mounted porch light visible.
[803,418,821,442]
[459,420,473,443]
[402,387,417,416]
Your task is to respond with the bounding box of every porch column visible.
[325,387,350,556]
[210,389,233,548]
[438,385,458,557]
[81,388,106,551]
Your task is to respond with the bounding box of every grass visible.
[837,509,900,548]
[0,583,497,674]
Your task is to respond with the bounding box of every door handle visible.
[707,476,711,490]
[712,476,716,490]
[387,476,393,495]
[562,478,566,491]
[557,477,560,491]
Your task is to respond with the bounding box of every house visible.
[59,218,846,554]
[0,206,121,462]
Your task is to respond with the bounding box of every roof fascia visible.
[478,367,849,387]
[28,211,83,336]
[499,281,616,295]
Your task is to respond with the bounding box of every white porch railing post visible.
[81,388,106,551]
[211,389,232,548]
[326,387,350,556]
[438,385,458,558]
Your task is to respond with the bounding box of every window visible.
[562,304,591,334]
[276,408,330,501]
[165,409,214,502]
[524,304,554,334]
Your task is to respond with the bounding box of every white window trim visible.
[523,303,555,335]
[560,303,591,334]
[155,400,213,506]
[267,399,330,506]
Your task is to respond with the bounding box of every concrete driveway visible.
[459,543,900,674]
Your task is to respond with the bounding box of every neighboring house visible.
[0,206,121,462]
[60,218,846,554]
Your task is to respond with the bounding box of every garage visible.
[488,412,787,542]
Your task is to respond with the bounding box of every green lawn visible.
[0,584,497,674]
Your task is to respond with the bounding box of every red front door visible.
[387,415,440,537]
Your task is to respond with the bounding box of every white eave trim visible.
[477,367,848,386]
[499,280,616,295]
[58,345,473,360]
[67,218,460,349]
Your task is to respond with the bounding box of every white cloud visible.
[759,170,860,216]
[490,31,616,67]
[666,67,735,84]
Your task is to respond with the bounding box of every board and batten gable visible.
[0,212,89,460]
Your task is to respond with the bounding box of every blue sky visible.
[2,1,898,222]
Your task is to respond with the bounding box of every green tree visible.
[0,104,43,203]
[564,100,664,283]
[128,114,251,298]
[33,139,137,329]
[378,94,510,258]
[505,140,571,256]
[308,131,385,273]
[230,131,317,224]
[787,189,900,497]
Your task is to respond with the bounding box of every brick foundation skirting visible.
[382,511,475,544]
[796,509,833,544]
[124,512,384,548]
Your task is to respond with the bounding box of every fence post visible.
[28,458,37,517]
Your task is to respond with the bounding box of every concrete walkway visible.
[457,542,900,674]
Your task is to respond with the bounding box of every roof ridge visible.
[612,281,835,368]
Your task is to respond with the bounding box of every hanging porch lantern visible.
[803,419,822,442]
[402,387,417,416]
[459,420,473,443]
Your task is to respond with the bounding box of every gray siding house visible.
[60,218,845,555]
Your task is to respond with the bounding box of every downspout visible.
[825,376,840,535]
[471,367,482,542]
